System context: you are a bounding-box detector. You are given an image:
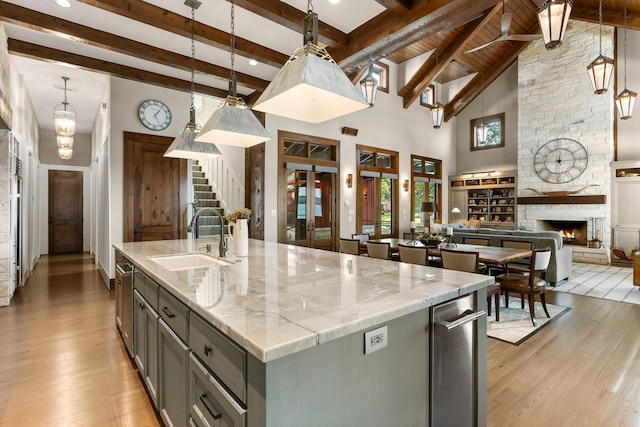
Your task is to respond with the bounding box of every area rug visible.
[487,297,570,345]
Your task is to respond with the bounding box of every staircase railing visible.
[198,156,245,215]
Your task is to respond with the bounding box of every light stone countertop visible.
[114,238,494,363]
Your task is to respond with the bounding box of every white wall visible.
[40,130,92,166]
[262,59,458,242]
[616,28,640,160]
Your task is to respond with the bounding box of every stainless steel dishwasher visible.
[430,294,486,427]
[115,260,134,357]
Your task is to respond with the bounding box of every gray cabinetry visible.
[133,287,160,408]
[159,318,190,427]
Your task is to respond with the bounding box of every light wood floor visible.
[0,253,160,427]
[2,254,640,426]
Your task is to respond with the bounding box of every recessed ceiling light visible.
[54,0,72,7]
[328,0,340,3]
[248,59,258,66]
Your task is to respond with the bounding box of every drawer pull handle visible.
[204,345,212,357]
[161,307,175,319]
[200,393,222,420]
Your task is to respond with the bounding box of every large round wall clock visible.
[138,100,172,131]
[534,138,588,184]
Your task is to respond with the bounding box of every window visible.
[411,155,442,231]
[420,84,435,107]
[470,113,505,151]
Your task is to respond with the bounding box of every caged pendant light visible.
[53,76,77,137]
[359,63,378,107]
[586,0,614,94]
[195,0,271,148]
[164,0,222,159]
[615,0,637,120]
[536,0,573,50]
[429,50,444,129]
[252,0,369,124]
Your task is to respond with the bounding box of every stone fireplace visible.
[517,20,613,257]
[538,220,588,246]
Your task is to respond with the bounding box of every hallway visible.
[0,253,159,426]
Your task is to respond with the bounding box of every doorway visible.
[278,131,340,251]
[48,170,83,254]
[123,132,188,242]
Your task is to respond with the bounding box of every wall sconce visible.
[363,189,368,200]
[403,180,409,192]
[346,173,353,188]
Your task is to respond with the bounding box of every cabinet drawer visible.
[158,288,189,344]
[189,353,246,427]
[145,276,159,312]
[189,312,246,404]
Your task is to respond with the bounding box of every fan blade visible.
[464,39,498,54]
[500,11,512,36]
[506,34,539,42]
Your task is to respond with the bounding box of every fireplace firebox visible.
[537,220,588,246]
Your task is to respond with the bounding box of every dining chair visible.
[351,233,370,255]
[462,237,491,246]
[496,239,534,275]
[366,241,392,260]
[339,238,361,255]
[398,244,428,266]
[441,249,501,321]
[496,248,552,327]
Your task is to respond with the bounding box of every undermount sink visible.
[148,253,233,271]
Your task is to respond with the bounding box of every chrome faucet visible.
[187,207,227,257]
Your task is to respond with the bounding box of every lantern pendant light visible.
[536,0,573,50]
[58,147,73,160]
[429,50,444,129]
[53,76,77,137]
[165,0,222,159]
[196,0,270,147]
[252,0,369,124]
[475,51,489,143]
[586,0,614,95]
[359,64,378,107]
[615,0,637,119]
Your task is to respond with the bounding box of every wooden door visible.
[49,170,83,254]
[123,132,188,242]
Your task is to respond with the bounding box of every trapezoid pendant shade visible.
[430,102,445,129]
[195,96,271,148]
[536,0,573,50]
[164,125,222,159]
[587,54,615,94]
[252,44,369,124]
[56,135,74,149]
[475,121,489,143]
[54,105,77,136]
[615,88,637,120]
[58,147,73,160]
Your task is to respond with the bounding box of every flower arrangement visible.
[226,208,251,222]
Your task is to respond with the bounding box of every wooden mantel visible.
[518,195,606,205]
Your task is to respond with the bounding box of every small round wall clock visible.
[138,100,172,131]
[534,138,588,184]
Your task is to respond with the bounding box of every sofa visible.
[447,226,572,286]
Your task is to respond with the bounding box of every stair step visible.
[193,177,208,185]
[195,192,217,200]
[196,216,224,226]
[192,164,202,172]
[197,199,220,208]
[194,185,213,193]
[192,171,205,178]
[196,225,227,237]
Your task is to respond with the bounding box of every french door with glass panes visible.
[359,174,396,239]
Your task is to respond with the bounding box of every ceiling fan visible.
[465,0,539,54]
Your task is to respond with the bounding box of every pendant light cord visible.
[230,0,237,97]
[307,0,313,13]
[598,0,603,55]
[481,49,485,122]
[62,76,69,111]
[623,0,628,87]
[190,6,196,112]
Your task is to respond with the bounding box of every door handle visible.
[134,228,142,236]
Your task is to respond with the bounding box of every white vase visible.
[228,218,249,257]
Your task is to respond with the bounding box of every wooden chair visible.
[462,237,491,246]
[496,239,534,274]
[366,241,391,260]
[351,233,370,255]
[339,238,361,255]
[496,248,552,327]
[398,244,428,266]
[441,249,501,321]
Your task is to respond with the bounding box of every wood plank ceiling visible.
[1,0,638,126]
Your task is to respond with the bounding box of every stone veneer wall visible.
[0,131,11,305]
[517,21,614,246]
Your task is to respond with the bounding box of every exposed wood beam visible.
[0,2,268,92]
[399,4,502,108]
[74,0,289,68]
[229,0,348,48]
[7,39,230,99]
[444,36,533,121]
[571,6,640,31]
[331,0,501,73]
[374,0,413,14]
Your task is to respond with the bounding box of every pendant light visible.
[58,147,73,160]
[195,0,271,148]
[536,0,573,50]
[615,0,637,120]
[165,0,222,159]
[252,0,369,124]
[429,50,444,129]
[56,135,74,149]
[53,76,76,137]
[359,64,378,107]
[586,0,614,95]
[475,51,489,143]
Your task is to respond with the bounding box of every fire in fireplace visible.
[537,220,588,246]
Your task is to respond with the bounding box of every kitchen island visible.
[114,238,492,427]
